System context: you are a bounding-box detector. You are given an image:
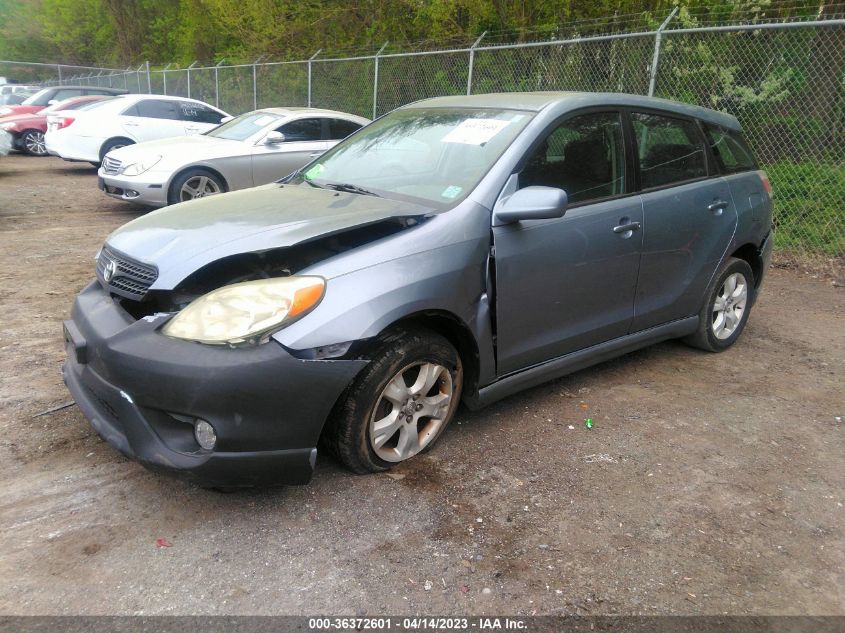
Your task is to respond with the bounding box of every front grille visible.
[97,246,158,301]
[102,156,122,175]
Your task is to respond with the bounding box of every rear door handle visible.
[613,220,641,235]
[708,200,729,216]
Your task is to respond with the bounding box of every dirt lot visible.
[0,154,843,616]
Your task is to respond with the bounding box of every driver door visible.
[251,117,329,185]
[492,111,644,375]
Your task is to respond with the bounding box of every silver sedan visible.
[97,107,370,207]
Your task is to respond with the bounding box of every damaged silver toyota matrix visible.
[63,92,773,488]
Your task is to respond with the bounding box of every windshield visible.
[289,107,533,206]
[206,111,283,141]
[42,97,109,114]
[22,88,52,106]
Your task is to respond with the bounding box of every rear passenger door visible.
[120,99,186,142]
[629,111,738,332]
[173,100,226,135]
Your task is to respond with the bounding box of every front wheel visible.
[684,257,755,352]
[325,327,463,473]
[168,168,226,205]
[21,130,47,156]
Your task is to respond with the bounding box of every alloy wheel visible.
[24,131,47,156]
[368,361,453,462]
[712,272,748,340]
[180,175,221,201]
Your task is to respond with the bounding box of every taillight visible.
[57,117,75,129]
[758,170,773,199]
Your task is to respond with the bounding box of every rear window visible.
[706,125,757,173]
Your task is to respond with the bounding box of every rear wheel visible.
[325,327,463,473]
[21,130,47,156]
[99,137,134,163]
[684,257,755,352]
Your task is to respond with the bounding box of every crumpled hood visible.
[108,134,245,166]
[106,183,432,289]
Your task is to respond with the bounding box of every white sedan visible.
[96,107,370,206]
[45,94,230,166]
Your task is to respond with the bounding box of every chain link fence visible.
[3,15,844,266]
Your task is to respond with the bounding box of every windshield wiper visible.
[322,182,382,197]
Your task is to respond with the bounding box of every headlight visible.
[162,276,325,345]
[121,155,162,176]
[0,123,15,131]
[0,108,11,116]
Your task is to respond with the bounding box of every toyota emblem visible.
[103,259,117,282]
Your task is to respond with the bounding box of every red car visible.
[0,95,116,156]
[0,85,127,118]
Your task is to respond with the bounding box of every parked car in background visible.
[0,129,12,156]
[98,107,369,206]
[0,95,115,155]
[0,85,127,117]
[0,92,34,106]
[63,92,773,488]
[0,84,36,99]
[45,94,230,167]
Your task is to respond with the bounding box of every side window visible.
[135,99,179,120]
[328,118,362,140]
[632,112,707,189]
[175,101,224,124]
[277,118,323,142]
[705,125,757,174]
[519,112,625,205]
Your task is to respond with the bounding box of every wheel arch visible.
[729,242,763,288]
[99,136,135,161]
[377,309,482,400]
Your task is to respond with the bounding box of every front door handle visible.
[708,200,729,216]
[308,151,324,158]
[613,220,642,235]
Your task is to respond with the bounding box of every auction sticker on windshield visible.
[442,118,510,145]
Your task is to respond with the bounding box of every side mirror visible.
[493,186,568,225]
[264,131,285,145]
[219,115,233,124]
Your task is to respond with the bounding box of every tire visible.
[325,327,464,474]
[21,130,47,156]
[99,137,133,162]
[167,168,226,205]
[684,257,755,352]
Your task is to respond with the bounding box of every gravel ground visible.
[0,155,843,616]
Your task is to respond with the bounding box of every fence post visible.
[648,8,678,97]
[186,61,198,98]
[162,63,172,94]
[307,49,321,107]
[214,59,225,109]
[372,41,389,120]
[56,65,62,85]
[253,55,266,110]
[466,31,487,95]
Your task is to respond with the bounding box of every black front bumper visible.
[63,281,368,487]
